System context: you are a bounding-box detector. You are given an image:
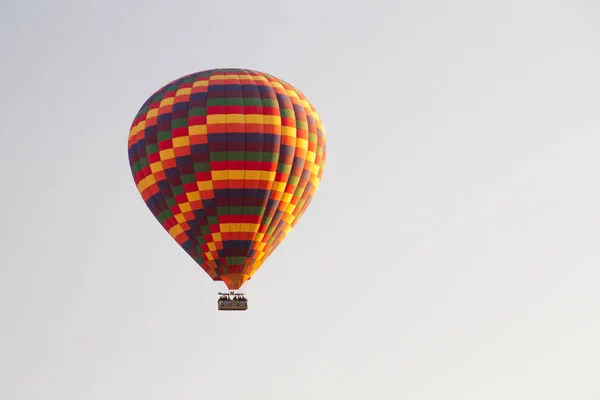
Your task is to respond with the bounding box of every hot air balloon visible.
[127,68,326,310]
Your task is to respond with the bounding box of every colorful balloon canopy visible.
[127,68,327,290]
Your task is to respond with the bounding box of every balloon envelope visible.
[127,68,326,290]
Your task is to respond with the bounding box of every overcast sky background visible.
[2,0,600,399]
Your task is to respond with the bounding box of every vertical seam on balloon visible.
[291,94,320,226]
[171,77,196,265]
[252,73,284,277]
[234,72,245,271]
[238,70,255,274]
[139,86,184,265]
[243,70,268,275]
[222,68,232,276]
[290,101,322,230]
[209,70,224,275]
[243,70,275,276]
[262,77,305,260]
[202,70,223,276]
[284,93,315,232]
[137,90,171,243]
[253,75,297,274]
[239,69,251,267]
[287,86,311,233]
[185,72,214,276]
[294,101,326,227]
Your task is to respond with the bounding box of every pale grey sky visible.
[2,0,600,399]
